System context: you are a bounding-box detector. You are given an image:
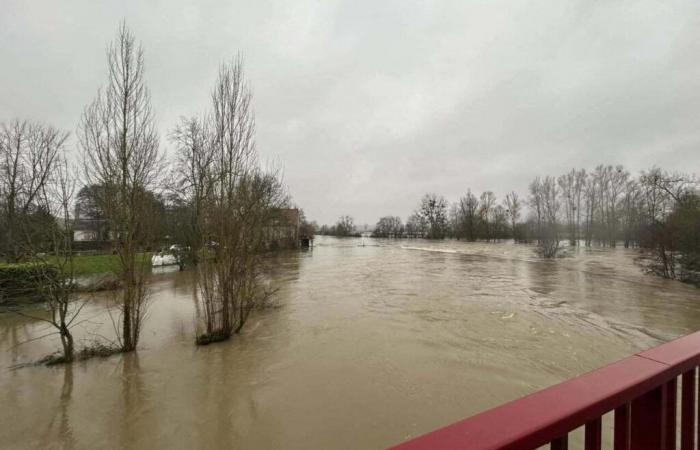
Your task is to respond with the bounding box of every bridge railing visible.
[388,331,700,450]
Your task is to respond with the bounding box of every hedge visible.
[0,263,58,305]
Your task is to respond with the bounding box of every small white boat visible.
[151,253,178,267]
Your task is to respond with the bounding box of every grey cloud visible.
[1,0,699,225]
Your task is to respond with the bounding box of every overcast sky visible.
[2,1,700,225]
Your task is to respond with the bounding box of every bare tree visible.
[416,193,448,239]
[637,168,699,279]
[621,179,642,248]
[600,165,629,246]
[335,215,355,236]
[405,213,426,238]
[455,189,479,241]
[22,155,91,363]
[558,171,577,245]
[573,169,586,244]
[0,120,67,262]
[528,176,560,257]
[170,115,216,265]
[373,216,403,238]
[194,56,287,344]
[528,177,544,243]
[503,191,521,240]
[78,22,161,352]
[479,191,496,241]
[540,176,560,257]
[583,171,598,247]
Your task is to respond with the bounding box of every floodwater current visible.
[1,236,700,449]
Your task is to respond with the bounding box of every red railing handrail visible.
[388,331,700,450]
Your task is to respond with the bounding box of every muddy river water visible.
[2,236,700,449]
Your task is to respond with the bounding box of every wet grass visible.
[51,253,152,276]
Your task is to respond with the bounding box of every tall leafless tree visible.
[503,191,521,240]
[479,191,496,241]
[78,22,161,352]
[194,56,287,344]
[170,115,216,265]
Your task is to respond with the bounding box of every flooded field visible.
[2,236,699,450]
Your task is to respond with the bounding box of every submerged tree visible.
[3,134,88,363]
[193,56,287,344]
[78,22,161,352]
[25,156,87,363]
[503,191,521,240]
[638,169,699,281]
[373,216,403,238]
[454,189,479,241]
[334,215,355,236]
[415,193,448,239]
[529,176,560,257]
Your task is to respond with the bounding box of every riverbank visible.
[59,253,152,276]
[0,253,153,305]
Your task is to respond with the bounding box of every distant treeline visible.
[324,165,700,284]
[317,215,361,237]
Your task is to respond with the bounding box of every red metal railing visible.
[388,331,700,450]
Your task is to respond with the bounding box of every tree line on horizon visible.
[320,165,699,285]
[0,22,298,363]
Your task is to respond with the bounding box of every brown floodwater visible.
[1,236,700,450]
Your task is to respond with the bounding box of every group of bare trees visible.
[1,22,291,361]
[372,216,403,238]
[416,194,449,239]
[364,165,698,282]
[1,121,68,262]
[0,23,162,361]
[170,57,288,344]
[0,121,83,361]
[523,166,698,258]
[318,215,358,237]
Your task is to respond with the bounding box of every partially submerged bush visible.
[37,341,123,366]
[0,263,58,304]
[195,332,231,346]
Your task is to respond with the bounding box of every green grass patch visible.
[50,253,152,276]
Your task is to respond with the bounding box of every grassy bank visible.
[1,253,152,279]
[0,254,153,304]
[65,253,152,276]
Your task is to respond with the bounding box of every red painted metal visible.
[630,386,665,450]
[613,404,631,450]
[584,418,601,450]
[665,378,677,450]
[550,436,567,450]
[388,331,700,450]
[681,369,696,450]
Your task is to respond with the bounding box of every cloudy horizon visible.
[2,0,700,225]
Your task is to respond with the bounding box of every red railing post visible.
[630,385,667,450]
[682,369,697,450]
[551,435,568,450]
[665,378,677,450]
[614,403,631,450]
[584,417,602,450]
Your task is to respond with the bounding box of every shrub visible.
[0,263,58,304]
